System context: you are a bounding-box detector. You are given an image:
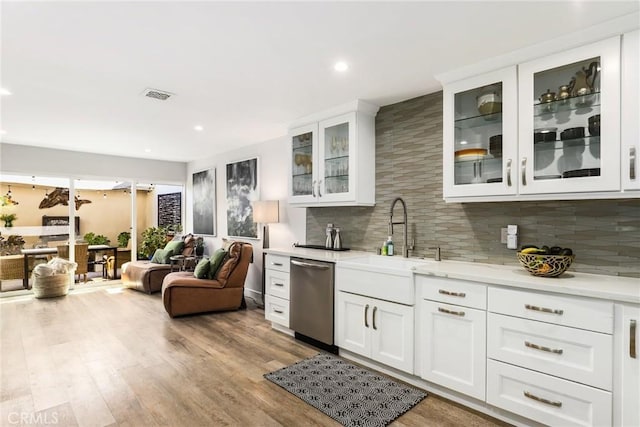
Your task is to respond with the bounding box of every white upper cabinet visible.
[288,100,378,207]
[621,30,640,191]
[443,66,518,198]
[442,33,639,202]
[518,36,621,195]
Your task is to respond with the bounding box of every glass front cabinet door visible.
[518,36,621,194]
[318,112,357,203]
[289,123,318,204]
[443,66,518,199]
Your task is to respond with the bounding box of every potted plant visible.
[139,226,169,259]
[0,213,17,228]
[83,232,111,245]
[117,231,131,248]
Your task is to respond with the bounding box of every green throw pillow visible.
[150,248,172,264]
[164,240,184,255]
[208,249,227,279]
[193,258,210,279]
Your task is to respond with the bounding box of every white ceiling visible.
[1,1,638,162]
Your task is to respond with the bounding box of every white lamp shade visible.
[253,200,279,224]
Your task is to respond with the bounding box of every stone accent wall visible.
[307,92,640,277]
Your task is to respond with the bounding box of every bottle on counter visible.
[325,223,334,249]
[334,228,342,250]
[381,240,388,256]
[386,236,394,256]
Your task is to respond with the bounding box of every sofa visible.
[162,241,253,318]
[121,234,195,294]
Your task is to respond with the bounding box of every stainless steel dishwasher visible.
[290,257,337,353]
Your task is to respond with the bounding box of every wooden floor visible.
[0,287,509,427]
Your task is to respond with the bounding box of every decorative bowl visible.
[517,252,575,277]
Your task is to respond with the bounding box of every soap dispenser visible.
[386,236,394,256]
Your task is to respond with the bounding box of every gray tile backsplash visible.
[307,92,640,278]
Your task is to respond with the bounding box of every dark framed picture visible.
[192,168,216,236]
[157,192,181,230]
[226,157,258,238]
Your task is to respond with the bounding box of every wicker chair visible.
[57,243,89,282]
[0,255,24,290]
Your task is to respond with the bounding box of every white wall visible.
[186,136,307,301]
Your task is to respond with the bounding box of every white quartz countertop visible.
[411,259,640,304]
[265,247,640,304]
[264,247,370,263]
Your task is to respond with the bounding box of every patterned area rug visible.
[264,353,427,427]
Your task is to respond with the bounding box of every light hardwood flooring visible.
[0,287,510,427]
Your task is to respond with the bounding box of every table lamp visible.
[252,200,279,249]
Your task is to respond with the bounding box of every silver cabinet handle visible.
[521,157,527,186]
[273,282,284,287]
[506,158,512,187]
[271,262,283,267]
[273,309,284,314]
[438,307,465,317]
[364,304,369,328]
[478,161,482,178]
[372,306,378,330]
[318,179,323,197]
[525,304,563,315]
[631,319,637,359]
[473,162,478,179]
[525,341,564,355]
[631,147,637,180]
[290,259,330,269]
[524,391,562,408]
[312,180,316,197]
[439,289,466,298]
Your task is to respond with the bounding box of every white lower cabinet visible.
[614,303,640,427]
[337,291,414,374]
[420,299,486,400]
[264,254,290,328]
[487,360,612,427]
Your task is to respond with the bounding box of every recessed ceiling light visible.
[334,61,349,72]
[144,148,151,153]
[194,125,204,131]
[0,88,11,96]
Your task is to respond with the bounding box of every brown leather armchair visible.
[162,242,253,318]
[122,234,196,294]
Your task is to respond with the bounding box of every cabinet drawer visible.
[489,287,613,334]
[266,269,289,300]
[265,295,289,328]
[265,254,290,273]
[417,275,486,309]
[487,360,612,427]
[488,313,613,390]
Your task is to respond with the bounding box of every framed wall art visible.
[157,192,181,229]
[192,168,216,236]
[226,157,258,238]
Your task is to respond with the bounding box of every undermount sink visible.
[339,255,438,274]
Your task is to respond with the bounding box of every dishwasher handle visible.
[291,259,331,270]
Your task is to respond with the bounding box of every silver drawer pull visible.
[631,147,637,180]
[525,304,563,315]
[525,341,563,355]
[273,309,284,314]
[272,262,283,267]
[364,304,369,328]
[439,289,466,298]
[438,307,465,317]
[524,391,562,408]
[631,319,637,359]
[273,282,284,287]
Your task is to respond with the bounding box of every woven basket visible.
[32,273,72,298]
[517,253,575,277]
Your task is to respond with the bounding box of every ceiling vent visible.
[142,88,173,101]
